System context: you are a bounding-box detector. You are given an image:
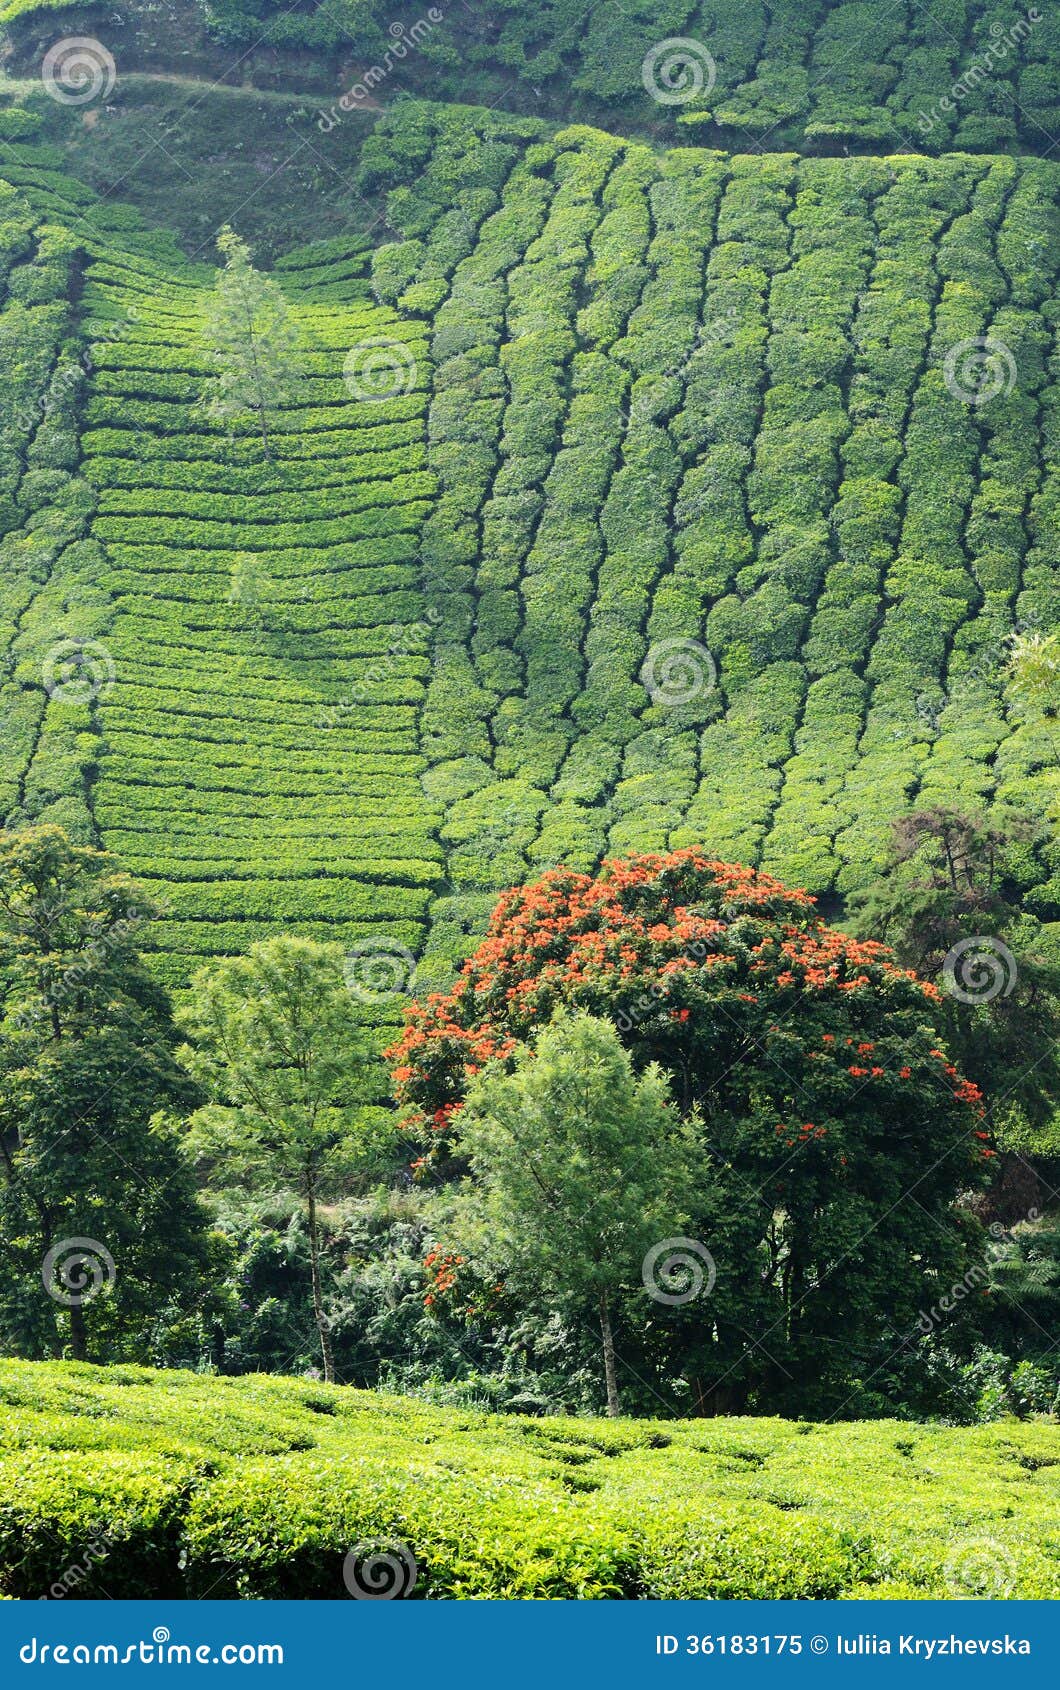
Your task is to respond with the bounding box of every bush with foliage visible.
[2,1360,1059,1599]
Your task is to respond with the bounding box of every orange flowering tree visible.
[389,851,993,1414]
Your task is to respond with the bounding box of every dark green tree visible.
[182,936,372,1384]
[849,807,1060,1178]
[0,827,214,1361]
[454,1010,696,1416]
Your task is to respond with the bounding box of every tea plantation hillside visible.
[3,0,1060,157]
[2,111,1060,989]
[364,108,1060,986]
[2,1359,1060,1598]
[0,148,444,997]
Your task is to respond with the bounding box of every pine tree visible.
[202,227,303,460]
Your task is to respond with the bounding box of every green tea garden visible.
[0,0,1058,1603]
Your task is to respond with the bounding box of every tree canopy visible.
[454,1009,695,1415]
[0,828,213,1362]
[391,850,992,1412]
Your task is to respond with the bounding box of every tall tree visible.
[454,1010,695,1417]
[182,936,369,1384]
[849,807,1060,1172]
[390,850,992,1414]
[202,227,302,459]
[0,827,212,1361]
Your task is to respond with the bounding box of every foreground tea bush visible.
[1,1361,1057,1599]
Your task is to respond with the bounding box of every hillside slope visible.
[1,109,1059,989]
[3,1359,1060,1598]
[364,108,1060,980]
[0,148,445,994]
[3,0,1060,156]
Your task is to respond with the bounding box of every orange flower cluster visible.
[423,1249,464,1309]
[775,1121,829,1147]
[752,924,936,999]
[389,851,916,1085]
[386,850,987,1170]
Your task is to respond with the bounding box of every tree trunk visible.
[598,1291,620,1418]
[257,400,271,460]
[305,1183,335,1384]
[69,1300,87,1362]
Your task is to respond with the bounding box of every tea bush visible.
[0,1361,1057,1599]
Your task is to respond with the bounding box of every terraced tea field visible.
[0,153,445,998]
[391,0,1060,156]
[81,261,442,992]
[2,108,1059,993]
[366,109,1060,979]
